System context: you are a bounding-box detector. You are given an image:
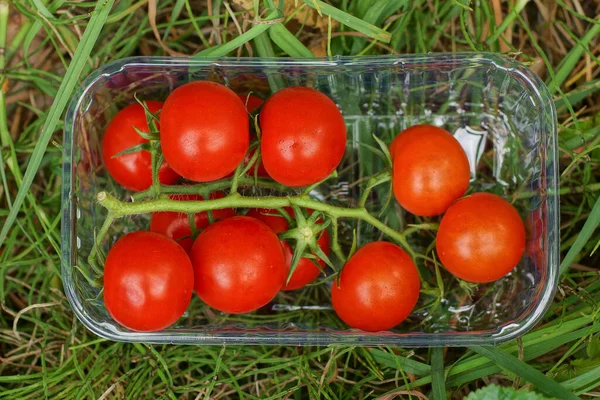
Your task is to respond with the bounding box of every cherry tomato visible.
[436,192,526,283]
[101,101,180,192]
[103,231,194,332]
[259,87,347,187]
[246,207,330,291]
[160,81,250,182]
[150,191,235,253]
[191,216,286,313]
[392,125,470,216]
[331,241,420,332]
[238,93,263,113]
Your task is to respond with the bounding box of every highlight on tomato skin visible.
[101,101,180,192]
[435,192,526,284]
[191,216,287,314]
[259,86,347,187]
[391,124,470,217]
[331,241,420,332]
[160,80,250,183]
[149,191,235,253]
[103,231,194,332]
[246,207,330,291]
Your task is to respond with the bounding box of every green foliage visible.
[464,385,550,400]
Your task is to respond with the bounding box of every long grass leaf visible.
[268,23,314,57]
[369,349,431,376]
[0,0,116,249]
[430,348,445,400]
[302,0,391,43]
[547,19,600,93]
[195,9,280,57]
[560,194,600,275]
[469,346,579,400]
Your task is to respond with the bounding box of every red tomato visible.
[103,231,194,332]
[259,87,347,187]
[160,81,250,182]
[191,216,286,313]
[392,125,470,216]
[246,208,330,291]
[436,193,526,283]
[101,101,180,192]
[331,241,420,332]
[238,93,263,113]
[149,191,235,253]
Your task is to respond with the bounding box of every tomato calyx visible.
[277,206,334,285]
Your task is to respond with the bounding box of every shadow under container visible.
[61,54,559,346]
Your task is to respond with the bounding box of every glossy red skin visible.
[392,125,470,216]
[103,231,194,332]
[238,93,264,113]
[101,101,180,192]
[259,87,347,187]
[246,207,330,291]
[191,216,286,313]
[525,208,546,269]
[331,241,420,332]
[149,191,235,253]
[436,193,526,283]
[160,81,250,182]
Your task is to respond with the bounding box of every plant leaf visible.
[469,346,579,400]
[302,0,391,43]
[111,143,151,158]
[465,384,551,400]
[0,0,116,248]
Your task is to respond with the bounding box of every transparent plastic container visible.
[61,53,559,346]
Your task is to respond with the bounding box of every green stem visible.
[87,213,114,274]
[97,191,414,256]
[330,217,347,263]
[358,171,391,208]
[131,176,291,200]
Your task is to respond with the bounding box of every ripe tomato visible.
[103,231,194,332]
[149,191,235,253]
[246,208,330,291]
[436,193,526,283]
[331,241,420,332]
[191,216,286,313]
[238,93,263,113]
[259,87,347,187]
[101,101,180,192]
[160,81,250,182]
[392,125,470,216]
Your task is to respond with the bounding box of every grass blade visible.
[430,348,445,400]
[546,19,600,93]
[253,32,285,92]
[469,346,579,400]
[560,193,600,275]
[369,349,431,376]
[555,79,600,110]
[485,0,530,45]
[302,0,391,43]
[268,23,314,57]
[0,0,116,249]
[195,9,280,57]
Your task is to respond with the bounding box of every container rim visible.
[61,52,559,346]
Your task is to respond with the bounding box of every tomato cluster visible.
[99,80,527,334]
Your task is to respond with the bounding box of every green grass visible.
[1,0,600,398]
